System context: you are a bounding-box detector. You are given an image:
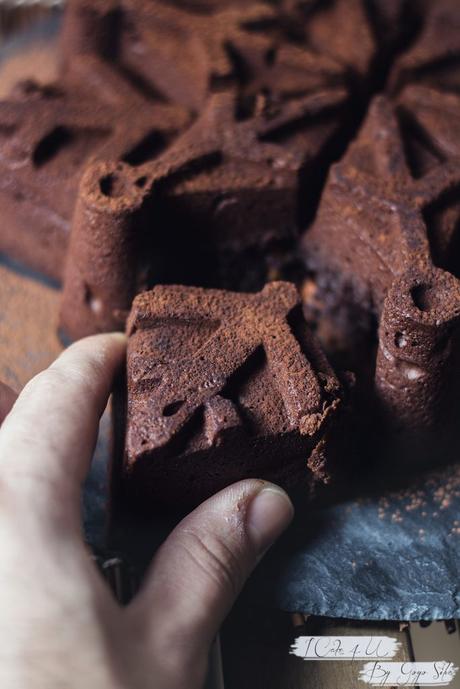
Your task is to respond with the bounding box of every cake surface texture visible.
[119,282,347,508]
[0,54,189,281]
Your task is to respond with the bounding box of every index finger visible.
[0,333,126,515]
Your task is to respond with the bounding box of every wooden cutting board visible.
[0,263,62,391]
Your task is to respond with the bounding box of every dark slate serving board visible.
[247,462,460,620]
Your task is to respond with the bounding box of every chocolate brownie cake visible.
[301,96,460,435]
[3,0,460,504]
[61,0,419,102]
[60,0,365,109]
[58,1,375,339]
[301,0,460,458]
[301,95,460,317]
[0,55,188,281]
[301,0,460,314]
[389,0,460,95]
[5,0,424,338]
[59,83,349,338]
[115,281,348,509]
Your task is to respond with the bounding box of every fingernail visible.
[246,483,294,555]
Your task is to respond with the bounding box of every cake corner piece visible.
[113,281,349,512]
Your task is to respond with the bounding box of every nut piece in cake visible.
[115,281,347,510]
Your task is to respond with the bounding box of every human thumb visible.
[129,479,293,683]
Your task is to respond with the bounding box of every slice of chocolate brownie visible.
[302,0,460,356]
[303,97,431,307]
[0,55,188,281]
[114,281,347,510]
[388,0,460,280]
[60,86,347,339]
[59,0,351,287]
[62,0,409,105]
[302,94,460,318]
[375,265,460,465]
[147,86,348,264]
[301,94,460,458]
[61,0,351,109]
[395,84,460,278]
[62,0,281,110]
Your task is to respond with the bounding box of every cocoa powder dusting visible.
[373,465,460,538]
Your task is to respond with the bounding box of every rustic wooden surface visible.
[0,263,62,391]
[0,3,59,98]
[0,5,62,387]
[222,601,414,689]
